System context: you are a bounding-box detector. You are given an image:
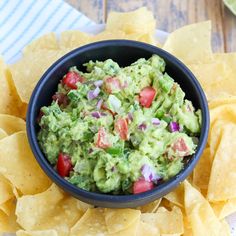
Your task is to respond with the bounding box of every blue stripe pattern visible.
[0,0,22,27]
[0,0,95,64]
[0,0,35,43]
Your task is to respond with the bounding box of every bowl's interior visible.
[27,40,209,208]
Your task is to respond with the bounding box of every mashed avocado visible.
[38,55,201,194]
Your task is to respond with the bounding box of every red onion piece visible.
[87,87,100,100]
[96,99,103,110]
[94,80,103,87]
[169,121,180,132]
[128,112,133,121]
[138,123,147,131]
[91,111,101,119]
[141,164,160,182]
[151,118,160,125]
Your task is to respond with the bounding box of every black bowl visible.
[27,40,209,208]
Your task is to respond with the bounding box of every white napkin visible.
[0,0,95,64]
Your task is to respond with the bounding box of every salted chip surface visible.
[16,184,82,236]
[193,148,212,195]
[164,184,184,208]
[0,58,22,116]
[207,123,236,201]
[0,114,25,135]
[104,208,140,234]
[16,230,58,236]
[106,7,155,35]
[70,208,108,236]
[92,30,126,42]
[163,21,212,64]
[212,198,236,219]
[0,174,14,207]
[137,198,162,213]
[184,181,224,236]
[0,131,51,195]
[23,33,58,55]
[60,30,91,49]
[138,221,160,236]
[0,198,19,233]
[0,128,7,140]
[10,49,70,103]
[141,206,183,235]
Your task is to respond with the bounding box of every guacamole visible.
[38,55,201,194]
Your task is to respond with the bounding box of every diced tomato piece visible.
[173,138,189,156]
[96,127,111,149]
[115,118,128,140]
[101,103,117,116]
[62,71,84,89]
[133,179,154,194]
[52,93,69,106]
[57,153,72,177]
[37,109,44,124]
[139,87,156,108]
[104,77,122,94]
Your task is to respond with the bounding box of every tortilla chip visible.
[0,128,7,140]
[0,174,14,205]
[212,199,236,219]
[60,30,91,49]
[10,49,70,103]
[16,230,58,236]
[163,21,212,64]
[70,208,108,236]
[138,221,160,236]
[164,184,184,208]
[137,198,162,213]
[0,114,25,135]
[0,198,20,233]
[23,33,58,55]
[184,181,223,236]
[193,148,212,194]
[104,208,140,234]
[16,184,83,236]
[207,123,236,201]
[92,30,127,42]
[106,7,155,35]
[141,206,183,235]
[0,131,51,195]
[0,57,23,116]
[209,96,236,109]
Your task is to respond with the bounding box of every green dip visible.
[38,55,201,194]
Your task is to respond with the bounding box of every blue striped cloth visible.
[0,0,95,64]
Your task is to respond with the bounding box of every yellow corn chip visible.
[138,221,160,236]
[104,208,140,234]
[16,184,83,236]
[70,208,108,236]
[10,49,70,103]
[0,128,7,140]
[23,33,58,55]
[193,148,212,194]
[0,57,22,116]
[0,114,25,135]
[16,230,58,236]
[0,131,51,195]
[60,30,91,49]
[163,21,212,64]
[184,181,224,236]
[106,7,155,35]
[141,206,183,235]
[137,198,162,213]
[207,123,236,201]
[164,184,184,208]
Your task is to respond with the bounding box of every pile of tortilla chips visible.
[0,7,236,236]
